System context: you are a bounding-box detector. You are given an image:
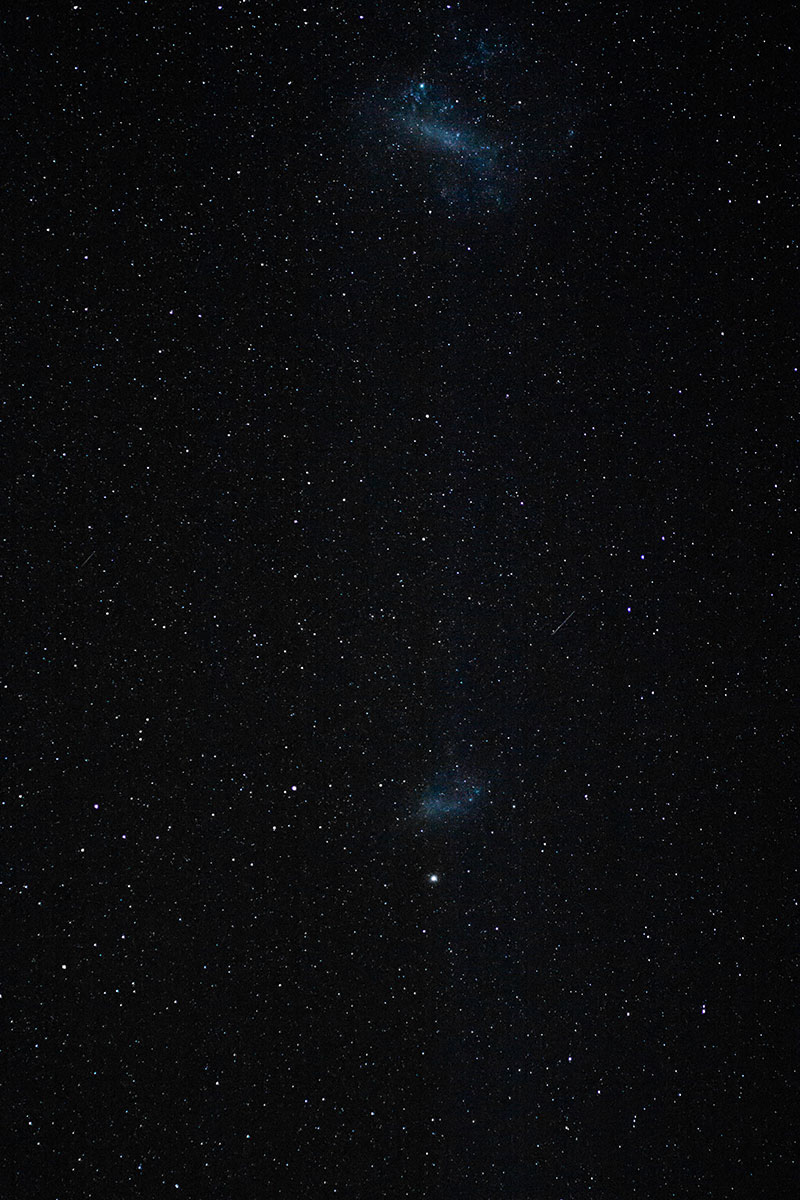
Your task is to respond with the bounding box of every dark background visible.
[3,3,795,1197]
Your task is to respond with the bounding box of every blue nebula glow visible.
[418,769,483,823]
[414,119,494,165]
[388,80,509,210]
[350,26,581,218]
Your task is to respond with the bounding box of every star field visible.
[3,3,795,1198]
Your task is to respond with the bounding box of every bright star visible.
[429,874,439,883]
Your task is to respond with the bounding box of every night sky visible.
[4,3,796,1197]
